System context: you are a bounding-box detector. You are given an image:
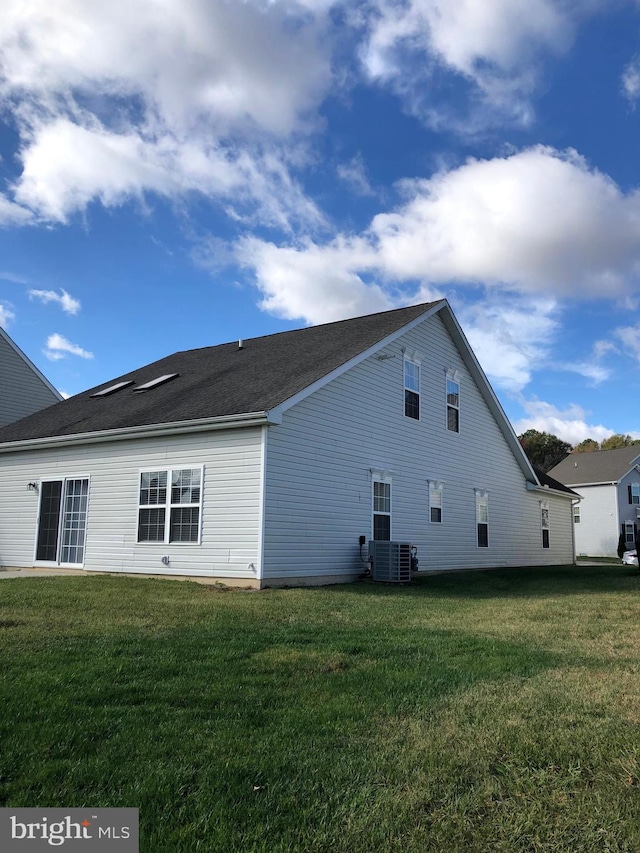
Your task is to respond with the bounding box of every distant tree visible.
[600,434,640,451]
[573,438,600,453]
[518,429,572,473]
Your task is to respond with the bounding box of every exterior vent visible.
[369,541,412,583]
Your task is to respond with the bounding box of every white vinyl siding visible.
[0,429,262,579]
[262,312,575,581]
[573,484,619,557]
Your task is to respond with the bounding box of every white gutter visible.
[0,411,273,453]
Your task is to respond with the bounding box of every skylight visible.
[133,373,179,392]
[90,380,134,398]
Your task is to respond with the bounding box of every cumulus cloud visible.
[15,118,322,227]
[0,0,333,227]
[239,146,640,329]
[513,400,617,446]
[44,333,93,361]
[360,0,576,128]
[29,288,81,315]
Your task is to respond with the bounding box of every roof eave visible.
[526,482,579,500]
[0,411,271,453]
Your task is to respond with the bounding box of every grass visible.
[1,564,640,852]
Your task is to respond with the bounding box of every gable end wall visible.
[262,313,574,581]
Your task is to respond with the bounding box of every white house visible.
[0,326,62,427]
[0,300,576,587]
[549,447,640,557]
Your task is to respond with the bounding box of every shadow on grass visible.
[323,562,640,601]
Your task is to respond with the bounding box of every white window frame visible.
[630,483,640,505]
[625,521,635,545]
[137,466,204,545]
[475,489,489,548]
[34,475,91,567]
[573,505,580,524]
[446,369,460,433]
[429,480,443,523]
[403,354,421,421]
[371,470,392,541]
[540,500,550,549]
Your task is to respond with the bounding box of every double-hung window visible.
[625,522,636,545]
[138,467,203,544]
[404,358,420,420]
[446,371,460,433]
[573,505,580,524]
[541,500,550,549]
[429,480,443,523]
[475,490,489,547]
[373,478,392,540]
[629,484,640,505]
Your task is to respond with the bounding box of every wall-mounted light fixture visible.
[27,482,38,492]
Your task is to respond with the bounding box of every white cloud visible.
[0,193,33,226]
[0,303,16,329]
[456,296,559,393]
[29,288,81,315]
[14,118,323,228]
[614,323,640,363]
[44,333,93,361]
[513,400,617,446]
[0,0,333,228]
[0,0,331,137]
[622,55,640,102]
[360,0,576,127]
[236,235,394,324]
[336,154,374,196]
[239,147,640,334]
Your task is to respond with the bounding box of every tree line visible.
[518,430,640,473]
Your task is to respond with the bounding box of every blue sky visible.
[1,0,639,445]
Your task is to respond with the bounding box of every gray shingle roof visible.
[534,468,580,496]
[549,446,640,485]
[0,301,438,444]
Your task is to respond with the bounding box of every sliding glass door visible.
[35,478,89,565]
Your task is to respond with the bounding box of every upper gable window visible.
[404,358,420,420]
[446,371,460,433]
[629,484,640,505]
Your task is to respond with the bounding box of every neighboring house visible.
[0,300,576,586]
[0,326,62,427]
[549,447,640,557]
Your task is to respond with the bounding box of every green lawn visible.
[1,565,640,852]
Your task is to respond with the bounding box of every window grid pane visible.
[138,508,166,542]
[373,481,391,513]
[171,468,201,505]
[140,471,167,506]
[170,507,200,542]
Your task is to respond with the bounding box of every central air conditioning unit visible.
[369,541,412,583]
